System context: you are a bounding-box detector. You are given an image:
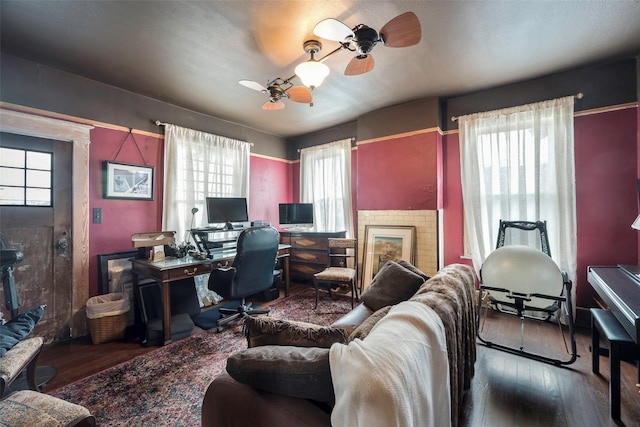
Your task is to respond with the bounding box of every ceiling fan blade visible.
[239,79,268,92]
[344,55,374,76]
[286,86,312,104]
[379,12,421,47]
[262,100,285,110]
[313,18,354,42]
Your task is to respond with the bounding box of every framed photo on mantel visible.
[103,161,154,200]
[362,225,416,290]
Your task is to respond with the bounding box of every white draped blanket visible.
[329,300,451,427]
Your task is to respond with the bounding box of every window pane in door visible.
[26,188,51,206]
[0,186,24,205]
[26,170,51,187]
[0,167,25,186]
[0,148,52,206]
[26,151,52,170]
[0,148,25,167]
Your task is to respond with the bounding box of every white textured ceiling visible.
[1,1,639,138]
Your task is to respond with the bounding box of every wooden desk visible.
[279,230,345,282]
[131,244,290,345]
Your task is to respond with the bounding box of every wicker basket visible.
[88,311,128,345]
[86,292,130,345]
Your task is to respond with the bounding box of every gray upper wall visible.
[441,56,639,132]
[2,53,638,161]
[287,56,639,155]
[0,53,288,159]
[286,98,440,160]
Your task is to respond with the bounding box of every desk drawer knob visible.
[184,267,198,276]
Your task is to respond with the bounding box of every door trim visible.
[0,107,93,337]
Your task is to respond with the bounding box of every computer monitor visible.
[279,203,314,230]
[206,197,248,229]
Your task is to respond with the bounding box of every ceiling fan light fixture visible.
[295,60,330,89]
[295,40,330,89]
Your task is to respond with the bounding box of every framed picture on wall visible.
[103,161,154,200]
[362,225,416,290]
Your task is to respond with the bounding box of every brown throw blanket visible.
[411,263,477,427]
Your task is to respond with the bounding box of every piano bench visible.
[591,308,639,420]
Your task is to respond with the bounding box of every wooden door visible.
[0,132,73,342]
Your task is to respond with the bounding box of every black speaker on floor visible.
[137,278,199,346]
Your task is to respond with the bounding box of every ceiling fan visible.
[239,78,312,110]
[313,11,421,75]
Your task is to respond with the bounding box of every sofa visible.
[202,261,477,427]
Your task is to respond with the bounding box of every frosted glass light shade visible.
[295,60,330,89]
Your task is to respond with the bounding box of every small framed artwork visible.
[103,161,154,200]
[362,225,417,290]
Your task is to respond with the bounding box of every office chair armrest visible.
[210,267,236,282]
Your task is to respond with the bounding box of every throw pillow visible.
[243,316,349,348]
[397,259,430,280]
[349,305,392,341]
[0,305,46,357]
[226,345,335,403]
[360,261,425,311]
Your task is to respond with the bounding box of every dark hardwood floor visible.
[34,289,640,427]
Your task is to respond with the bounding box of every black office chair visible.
[208,226,280,331]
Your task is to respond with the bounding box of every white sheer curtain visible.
[459,96,577,293]
[162,124,250,243]
[300,138,354,237]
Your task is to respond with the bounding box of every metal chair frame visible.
[477,220,577,366]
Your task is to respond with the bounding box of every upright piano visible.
[587,265,640,344]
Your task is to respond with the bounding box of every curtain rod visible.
[153,120,254,146]
[296,137,357,152]
[450,92,584,122]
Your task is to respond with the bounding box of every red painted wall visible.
[88,127,164,296]
[86,107,638,311]
[574,108,638,307]
[441,132,469,268]
[357,133,438,210]
[248,155,291,227]
[292,162,300,203]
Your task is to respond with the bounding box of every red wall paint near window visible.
[441,132,468,268]
[574,108,638,307]
[357,133,438,210]
[88,127,164,296]
[249,155,291,227]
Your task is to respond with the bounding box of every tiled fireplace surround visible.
[357,210,440,290]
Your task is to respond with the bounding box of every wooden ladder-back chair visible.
[477,220,577,366]
[313,238,358,309]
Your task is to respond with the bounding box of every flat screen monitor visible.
[206,197,248,227]
[279,203,314,229]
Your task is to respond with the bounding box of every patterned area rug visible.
[51,290,352,426]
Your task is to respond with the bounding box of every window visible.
[300,139,354,237]
[0,147,52,206]
[176,143,239,208]
[458,96,577,285]
[162,124,250,242]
